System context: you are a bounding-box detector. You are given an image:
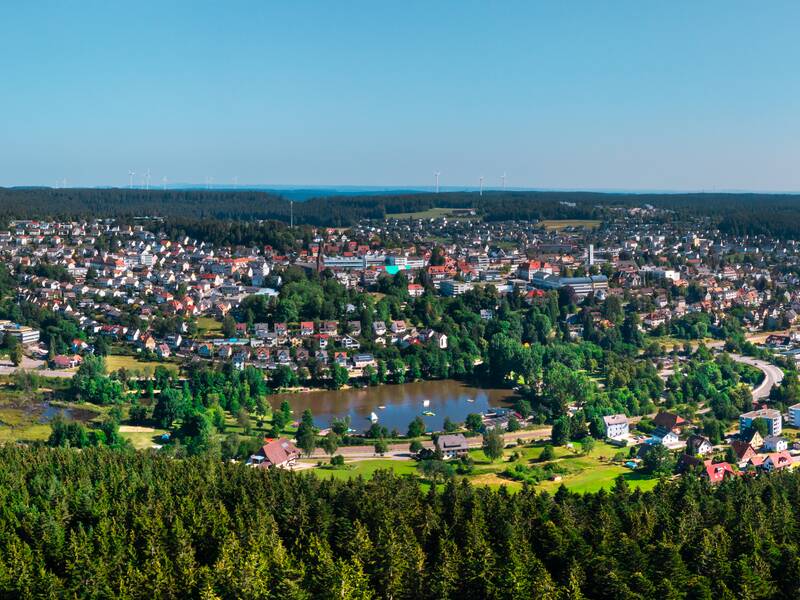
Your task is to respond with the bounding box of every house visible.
[739,408,782,437]
[52,354,82,369]
[352,353,376,369]
[408,283,424,297]
[652,411,687,434]
[763,451,793,472]
[372,321,387,336]
[435,434,469,459]
[730,440,757,463]
[603,414,629,440]
[686,434,713,456]
[701,460,737,484]
[429,331,448,350]
[391,320,406,334]
[739,428,764,449]
[156,343,171,359]
[299,321,314,336]
[763,436,788,452]
[246,438,301,469]
[649,426,680,448]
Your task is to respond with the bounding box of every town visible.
[2,201,800,495]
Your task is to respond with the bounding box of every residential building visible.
[435,434,469,459]
[739,408,782,437]
[603,414,629,440]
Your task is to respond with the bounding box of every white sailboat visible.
[423,399,430,408]
[369,411,379,423]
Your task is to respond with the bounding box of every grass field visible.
[387,207,478,220]
[0,388,103,444]
[197,316,223,338]
[119,425,170,450]
[303,438,657,494]
[540,219,601,231]
[105,355,179,375]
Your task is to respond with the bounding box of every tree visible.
[9,342,23,367]
[540,445,555,462]
[222,315,237,338]
[442,417,458,433]
[506,415,521,432]
[641,444,675,476]
[482,429,504,462]
[580,436,595,456]
[465,413,483,433]
[407,416,425,438]
[551,416,570,446]
[296,409,317,456]
[320,431,339,457]
[374,439,388,456]
[330,363,350,389]
[409,440,423,455]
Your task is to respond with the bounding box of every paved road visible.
[0,356,75,378]
[729,354,784,401]
[309,427,552,460]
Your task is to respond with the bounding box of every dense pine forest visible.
[4,187,800,235]
[1,445,798,599]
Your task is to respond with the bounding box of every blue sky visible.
[1,1,799,191]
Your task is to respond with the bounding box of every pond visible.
[38,402,99,424]
[269,379,517,434]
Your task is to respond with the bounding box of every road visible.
[728,354,784,401]
[310,427,551,460]
[0,356,75,378]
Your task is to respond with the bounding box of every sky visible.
[1,1,800,191]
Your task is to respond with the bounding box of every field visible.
[539,219,601,231]
[197,316,223,338]
[118,425,170,450]
[305,438,658,494]
[386,207,478,220]
[105,354,179,375]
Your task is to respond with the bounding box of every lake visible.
[269,379,516,433]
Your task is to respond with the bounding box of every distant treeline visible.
[2,187,800,236]
[3,446,800,598]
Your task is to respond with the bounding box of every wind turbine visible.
[162,176,168,190]
[501,172,507,190]
[128,170,136,189]
[233,175,239,188]
[434,171,440,194]
[479,176,484,196]
[145,168,151,191]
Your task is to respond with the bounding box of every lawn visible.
[105,355,179,375]
[386,207,478,220]
[539,219,601,231]
[307,458,420,480]
[301,439,656,495]
[119,425,170,450]
[197,316,223,338]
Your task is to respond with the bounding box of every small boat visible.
[422,410,436,417]
[466,398,475,403]
[369,411,379,423]
[377,405,386,410]
[422,399,430,408]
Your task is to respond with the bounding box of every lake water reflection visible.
[269,379,516,433]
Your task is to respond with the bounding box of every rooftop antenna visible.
[501,172,507,190]
[434,171,440,194]
[479,176,484,196]
[128,170,136,189]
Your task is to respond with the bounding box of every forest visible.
[1,444,798,599]
[3,187,800,235]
